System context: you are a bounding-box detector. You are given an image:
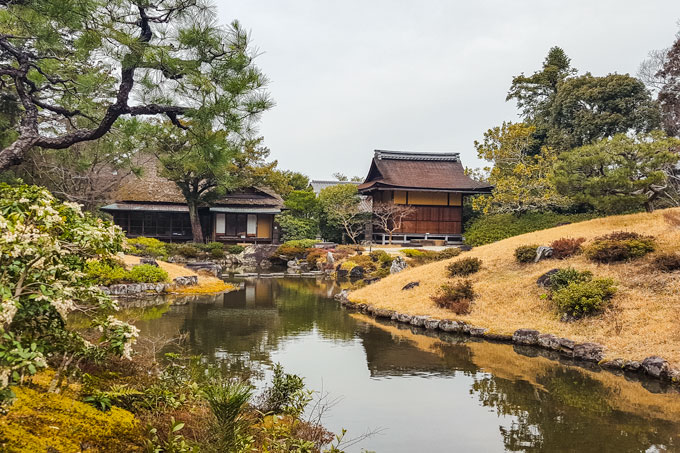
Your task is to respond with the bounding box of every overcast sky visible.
[215,1,680,181]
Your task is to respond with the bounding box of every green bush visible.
[435,247,463,260]
[552,278,616,318]
[283,239,319,249]
[430,280,474,314]
[85,261,129,285]
[277,214,319,242]
[584,232,656,263]
[464,212,596,247]
[127,264,169,283]
[652,253,680,272]
[369,250,393,266]
[447,257,482,277]
[548,268,593,293]
[174,243,200,258]
[514,245,539,263]
[401,248,426,258]
[226,245,245,255]
[126,237,168,258]
[87,262,168,284]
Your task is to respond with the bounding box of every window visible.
[247,214,257,236]
[215,213,226,234]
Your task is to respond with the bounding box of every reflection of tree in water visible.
[152,278,358,376]
[472,367,678,452]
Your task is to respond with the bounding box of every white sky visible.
[215,0,680,180]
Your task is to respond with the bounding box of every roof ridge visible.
[374,150,460,161]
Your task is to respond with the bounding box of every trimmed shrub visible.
[431,280,474,314]
[345,254,376,271]
[174,243,200,258]
[584,232,655,263]
[226,245,245,255]
[126,237,168,258]
[550,237,586,259]
[464,212,596,246]
[547,268,593,293]
[306,248,327,267]
[369,250,393,265]
[552,278,616,318]
[401,248,426,258]
[126,264,169,283]
[274,244,308,259]
[86,262,169,284]
[86,261,129,286]
[283,239,319,249]
[340,261,357,271]
[514,245,539,263]
[652,253,680,272]
[447,257,482,277]
[435,247,463,260]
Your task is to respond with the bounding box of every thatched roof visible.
[113,154,283,208]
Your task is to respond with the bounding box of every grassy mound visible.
[350,208,680,367]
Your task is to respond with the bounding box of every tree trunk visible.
[644,200,654,213]
[388,231,393,244]
[188,201,204,243]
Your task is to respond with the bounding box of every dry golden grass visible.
[353,313,680,422]
[350,208,680,367]
[121,255,234,294]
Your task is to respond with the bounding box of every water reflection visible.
[134,278,680,452]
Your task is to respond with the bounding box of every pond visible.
[134,277,680,452]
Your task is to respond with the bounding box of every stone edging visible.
[101,275,198,297]
[334,291,680,385]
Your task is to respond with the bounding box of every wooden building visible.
[358,150,492,243]
[100,157,282,243]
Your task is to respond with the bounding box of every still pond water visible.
[135,278,680,452]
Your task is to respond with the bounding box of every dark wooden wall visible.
[397,206,462,235]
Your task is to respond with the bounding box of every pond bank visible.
[335,290,680,386]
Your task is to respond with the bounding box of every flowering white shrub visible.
[0,184,138,400]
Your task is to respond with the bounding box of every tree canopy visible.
[473,122,567,214]
[0,0,271,170]
[553,131,680,213]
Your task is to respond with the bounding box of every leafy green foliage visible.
[554,131,680,213]
[86,262,168,284]
[258,364,312,417]
[127,265,168,283]
[514,245,539,263]
[431,281,475,314]
[173,243,201,259]
[278,216,319,241]
[552,279,617,318]
[548,268,593,293]
[85,261,131,286]
[464,212,596,246]
[550,237,586,259]
[226,245,245,255]
[0,332,47,407]
[447,257,482,277]
[550,74,660,150]
[0,184,138,400]
[203,381,253,452]
[146,417,198,453]
[126,237,169,259]
[584,232,656,263]
[652,253,680,272]
[473,122,567,214]
[283,239,319,249]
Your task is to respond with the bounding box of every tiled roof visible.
[358,150,492,193]
[310,180,361,194]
